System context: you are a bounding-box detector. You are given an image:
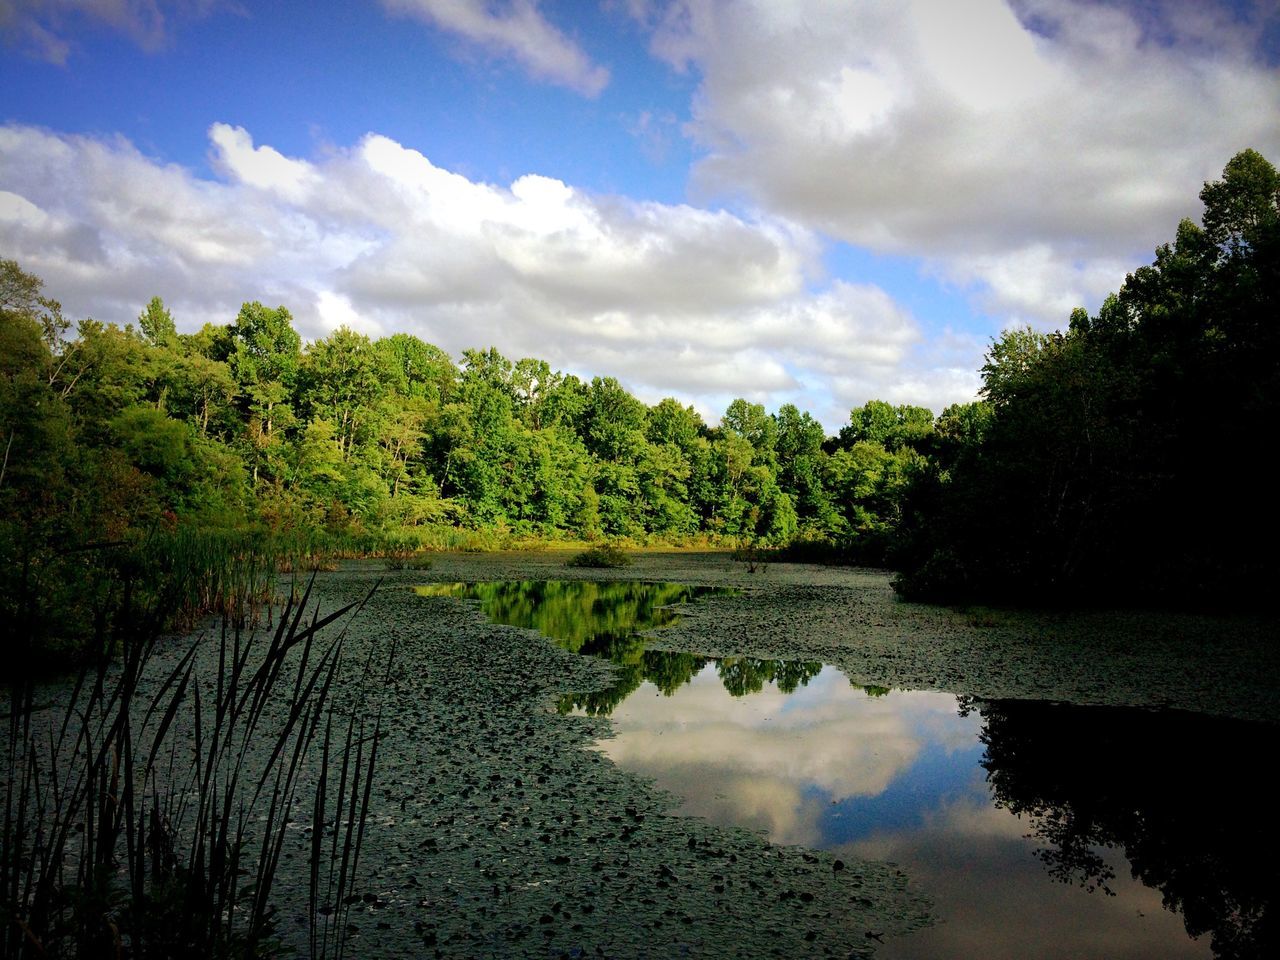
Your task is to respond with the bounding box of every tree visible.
[581,377,647,464]
[229,302,301,385]
[159,353,238,439]
[0,258,69,355]
[1199,147,1280,258]
[894,150,1280,605]
[511,357,559,430]
[378,333,457,403]
[137,296,177,348]
[839,400,934,452]
[301,326,393,459]
[773,403,834,530]
[227,302,301,483]
[647,397,705,450]
[721,398,777,466]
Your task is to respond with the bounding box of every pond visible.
[416,580,1276,959]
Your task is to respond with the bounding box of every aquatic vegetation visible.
[412,553,1278,958]
[1,578,389,959]
[381,548,433,571]
[328,567,931,955]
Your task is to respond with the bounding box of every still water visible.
[417,581,1276,959]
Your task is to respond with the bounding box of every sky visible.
[2,0,1278,429]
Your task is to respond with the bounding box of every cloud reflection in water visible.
[588,665,1211,959]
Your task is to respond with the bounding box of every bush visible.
[383,548,434,571]
[567,543,632,568]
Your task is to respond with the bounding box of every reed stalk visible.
[2,564,389,959]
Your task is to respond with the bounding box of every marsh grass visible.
[2,570,390,959]
[729,541,770,574]
[135,527,285,631]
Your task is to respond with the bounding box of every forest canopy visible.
[0,260,943,549]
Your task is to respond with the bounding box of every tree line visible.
[3,149,1275,632]
[0,262,952,552]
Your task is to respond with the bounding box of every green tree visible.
[839,400,933,452]
[227,302,301,484]
[301,326,394,459]
[721,398,778,467]
[1199,147,1280,257]
[581,376,647,463]
[159,352,238,439]
[895,150,1280,605]
[773,403,835,531]
[647,397,705,450]
[377,333,457,404]
[511,357,559,430]
[137,295,177,348]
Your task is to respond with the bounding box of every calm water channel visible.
[416,580,1276,959]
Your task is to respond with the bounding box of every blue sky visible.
[2,0,1278,428]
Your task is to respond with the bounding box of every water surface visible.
[418,580,1277,959]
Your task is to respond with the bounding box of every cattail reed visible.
[3,566,388,959]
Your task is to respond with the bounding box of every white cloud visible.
[592,668,968,846]
[933,245,1135,328]
[0,0,224,62]
[381,0,610,96]
[315,289,383,337]
[644,0,1280,326]
[208,123,319,204]
[0,122,966,427]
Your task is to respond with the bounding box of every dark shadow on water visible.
[971,698,1279,960]
[414,580,821,714]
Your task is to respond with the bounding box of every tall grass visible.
[2,571,391,959]
[134,527,285,630]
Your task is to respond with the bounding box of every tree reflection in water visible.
[414,580,821,714]
[970,698,1278,960]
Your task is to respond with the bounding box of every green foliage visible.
[1,255,938,621]
[137,295,177,347]
[838,400,934,452]
[378,332,457,403]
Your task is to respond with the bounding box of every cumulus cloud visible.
[642,0,1280,326]
[0,122,962,426]
[593,668,968,846]
[381,0,610,96]
[0,0,224,62]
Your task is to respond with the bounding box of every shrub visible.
[383,548,434,571]
[567,543,632,568]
